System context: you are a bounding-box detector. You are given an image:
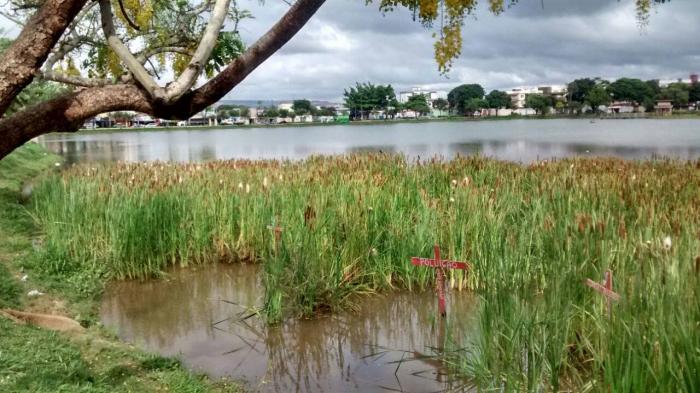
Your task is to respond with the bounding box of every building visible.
[537,85,568,103]
[655,100,673,116]
[505,87,540,109]
[398,87,448,107]
[506,85,567,109]
[608,101,644,114]
[277,102,294,111]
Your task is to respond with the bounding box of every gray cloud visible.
[2,0,696,102]
[227,0,700,101]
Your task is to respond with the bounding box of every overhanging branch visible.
[163,0,231,102]
[188,0,326,111]
[98,0,162,98]
[0,0,89,116]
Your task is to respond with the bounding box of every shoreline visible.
[0,144,240,393]
[70,113,700,134]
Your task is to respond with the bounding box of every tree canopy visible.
[485,90,511,109]
[292,99,313,115]
[660,83,690,108]
[448,84,485,115]
[608,78,656,104]
[525,94,550,115]
[404,94,431,115]
[343,82,397,120]
[585,85,611,113]
[0,0,669,159]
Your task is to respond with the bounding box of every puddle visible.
[101,263,477,392]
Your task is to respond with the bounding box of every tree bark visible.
[0,85,152,159]
[0,0,88,116]
[189,0,326,111]
[0,0,327,160]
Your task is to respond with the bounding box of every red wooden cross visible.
[411,245,470,318]
[266,222,283,255]
[585,270,620,316]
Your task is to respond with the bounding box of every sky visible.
[1,0,698,102]
[225,0,700,102]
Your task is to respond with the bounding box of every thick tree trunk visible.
[0,0,88,116]
[0,85,152,159]
[0,0,327,160]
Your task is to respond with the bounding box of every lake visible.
[101,263,477,393]
[42,118,699,392]
[38,118,700,164]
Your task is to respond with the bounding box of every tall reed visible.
[30,155,700,391]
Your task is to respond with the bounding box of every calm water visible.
[39,119,700,164]
[101,264,477,393]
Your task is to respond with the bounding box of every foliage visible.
[608,78,656,104]
[292,99,313,115]
[368,0,665,73]
[690,83,700,103]
[525,94,550,115]
[585,85,611,113]
[0,263,20,308]
[204,32,246,78]
[463,97,487,115]
[317,106,337,116]
[432,98,449,112]
[484,90,510,109]
[27,154,700,391]
[262,107,279,118]
[0,144,241,392]
[343,82,397,120]
[0,319,241,392]
[448,84,485,115]
[217,104,248,119]
[567,78,597,103]
[660,82,690,108]
[404,94,431,115]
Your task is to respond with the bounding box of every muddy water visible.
[101,263,477,392]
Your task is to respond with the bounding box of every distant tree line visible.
[443,77,700,116]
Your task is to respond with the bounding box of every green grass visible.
[27,154,700,392]
[0,143,241,393]
[0,318,240,392]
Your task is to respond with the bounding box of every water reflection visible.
[40,119,700,164]
[101,264,477,393]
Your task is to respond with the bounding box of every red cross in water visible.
[411,245,470,318]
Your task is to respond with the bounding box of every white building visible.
[505,85,568,109]
[506,87,541,109]
[398,87,448,107]
[277,102,294,111]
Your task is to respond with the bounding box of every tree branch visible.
[163,0,231,102]
[0,0,328,160]
[98,0,162,97]
[0,84,152,158]
[0,0,89,116]
[187,0,326,112]
[44,2,99,71]
[38,70,111,87]
[137,46,195,64]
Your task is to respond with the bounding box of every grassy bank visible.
[28,154,700,392]
[0,144,240,393]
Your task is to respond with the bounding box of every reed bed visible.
[30,154,699,391]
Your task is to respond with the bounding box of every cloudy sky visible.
[224,0,700,101]
[1,0,698,102]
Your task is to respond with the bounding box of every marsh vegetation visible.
[29,154,700,391]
